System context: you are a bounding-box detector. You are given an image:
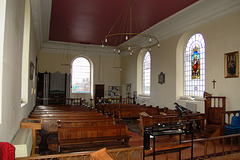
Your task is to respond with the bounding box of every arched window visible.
[142,51,151,95]
[21,0,31,105]
[0,0,6,123]
[184,33,205,97]
[72,57,91,93]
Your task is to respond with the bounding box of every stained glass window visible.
[184,33,205,97]
[192,47,200,79]
[142,52,151,95]
[72,57,91,93]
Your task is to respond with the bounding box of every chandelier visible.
[102,0,160,55]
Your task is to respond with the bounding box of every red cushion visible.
[0,142,15,160]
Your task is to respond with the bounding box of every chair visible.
[90,148,113,160]
[225,116,240,135]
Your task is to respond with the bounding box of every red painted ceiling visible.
[49,0,199,46]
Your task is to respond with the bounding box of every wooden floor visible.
[206,152,240,160]
[127,119,240,160]
[37,119,240,160]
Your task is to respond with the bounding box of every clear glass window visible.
[72,57,91,93]
[142,52,151,95]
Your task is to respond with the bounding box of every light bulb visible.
[114,49,116,53]
[105,38,107,43]
[129,51,133,56]
[128,47,131,50]
[118,50,121,54]
[149,48,151,51]
[149,37,152,43]
[158,43,160,47]
[102,44,104,48]
[126,35,128,40]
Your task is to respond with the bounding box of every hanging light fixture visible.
[102,0,160,55]
[112,53,122,71]
[61,43,71,67]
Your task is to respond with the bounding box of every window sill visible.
[138,94,150,98]
[21,102,27,108]
[179,96,204,102]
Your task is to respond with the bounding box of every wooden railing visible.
[36,98,86,106]
[96,97,134,105]
[15,133,240,160]
[190,133,240,159]
[222,110,240,125]
[15,146,143,160]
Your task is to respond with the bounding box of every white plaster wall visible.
[121,53,138,93]
[121,9,240,111]
[200,10,240,111]
[0,0,7,124]
[0,0,38,142]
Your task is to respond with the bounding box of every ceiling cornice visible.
[153,0,240,42]
[31,0,52,50]
[132,0,240,47]
[41,41,116,57]
[31,0,240,56]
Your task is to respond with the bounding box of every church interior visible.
[1,0,240,159]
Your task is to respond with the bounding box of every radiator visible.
[12,128,32,158]
[177,100,204,113]
[186,102,197,113]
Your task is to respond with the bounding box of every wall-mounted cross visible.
[212,79,216,89]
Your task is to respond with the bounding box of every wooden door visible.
[94,84,104,107]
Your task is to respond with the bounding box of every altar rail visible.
[193,133,240,159]
[36,98,86,106]
[15,146,143,160]
[15,133,240,160]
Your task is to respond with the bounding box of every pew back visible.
[58,124,130,152]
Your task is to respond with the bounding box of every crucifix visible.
[212,79,216,89]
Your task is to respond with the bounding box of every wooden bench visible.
[58,124,131,152]
[98,103,165,119]
[57,119,125,128]
[29,116,114,133]
[29,105,113,133]
[116,106,163,119]
[30,112,102,118]
[34,105,92,111]
[36,98,86,106]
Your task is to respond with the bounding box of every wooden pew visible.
[57,119,125,128]
[58,124,131,153]
[116,105,164,119]
[31,107,96,114]
[30,112,102,118]
[98,103,165,119]
[30,104,114,133]
[36,98,86,106]
[30,116,114,133]
[31,104,131,153]
[34,105,92,111]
